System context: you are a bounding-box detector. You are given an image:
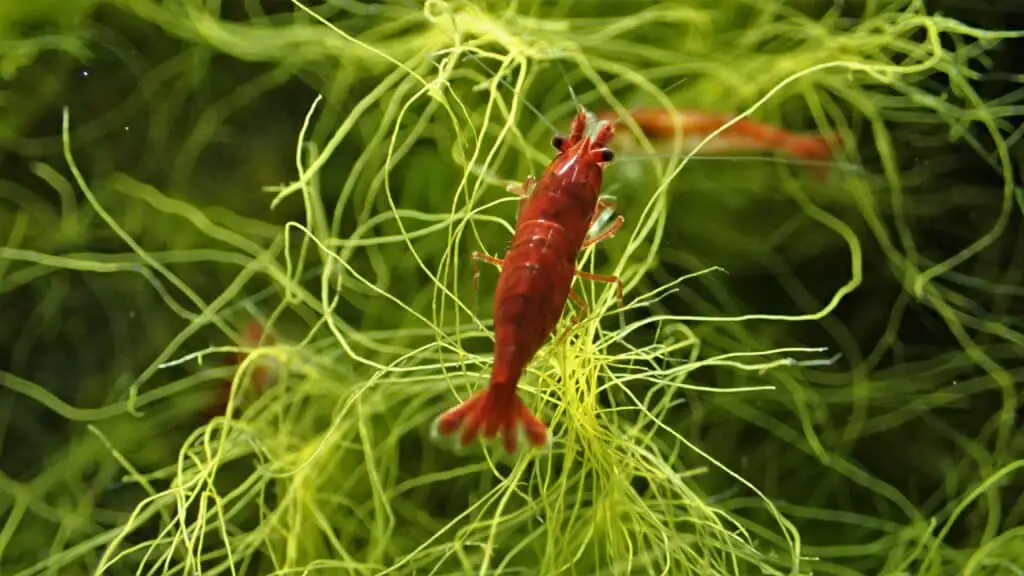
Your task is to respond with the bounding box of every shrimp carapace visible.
[435,109,622,454]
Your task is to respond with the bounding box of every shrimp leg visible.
[583,199,623,248]
[590,197,616,223]
[579,199,625,304]
[576,270,624,307]
[559,268,625,344]
[557,289,590,344]
[583,215,624,248]
[558,271,623,342]
[471,251,503,294]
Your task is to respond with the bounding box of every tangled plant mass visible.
[0,0,1022,575]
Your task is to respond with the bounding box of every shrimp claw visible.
[434,388,549,453]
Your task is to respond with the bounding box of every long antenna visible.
[438,46,853,174]
[453,48,563,134]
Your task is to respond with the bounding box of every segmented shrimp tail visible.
[434,387,549,453]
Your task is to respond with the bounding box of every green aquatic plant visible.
[1,0,1022,575]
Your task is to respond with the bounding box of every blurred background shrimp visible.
[597,107,842,179]
[202,318,280,421]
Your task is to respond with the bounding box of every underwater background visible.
[1,0,1023,574]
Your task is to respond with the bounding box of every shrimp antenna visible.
[553,58,582,115]
[663,76,690,93]
[441,47,607,139]
[553,57,606,139]
[614,152,866,175]
[456,49,561,134]
[599,77,691,126]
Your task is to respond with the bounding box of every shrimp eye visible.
[551,135,565,151]
[600,149,615,162]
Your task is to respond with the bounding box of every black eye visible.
[600,149,614,162]
[552,135,565,151]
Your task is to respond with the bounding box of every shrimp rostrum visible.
[435,110,624,454]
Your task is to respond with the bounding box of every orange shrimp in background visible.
[595,107,841,179]
[434,110,624,454]
[203,319,279,421]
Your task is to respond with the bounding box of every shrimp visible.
[203,319,279,421]
[596,107,840,178]
[434,110,624,453]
